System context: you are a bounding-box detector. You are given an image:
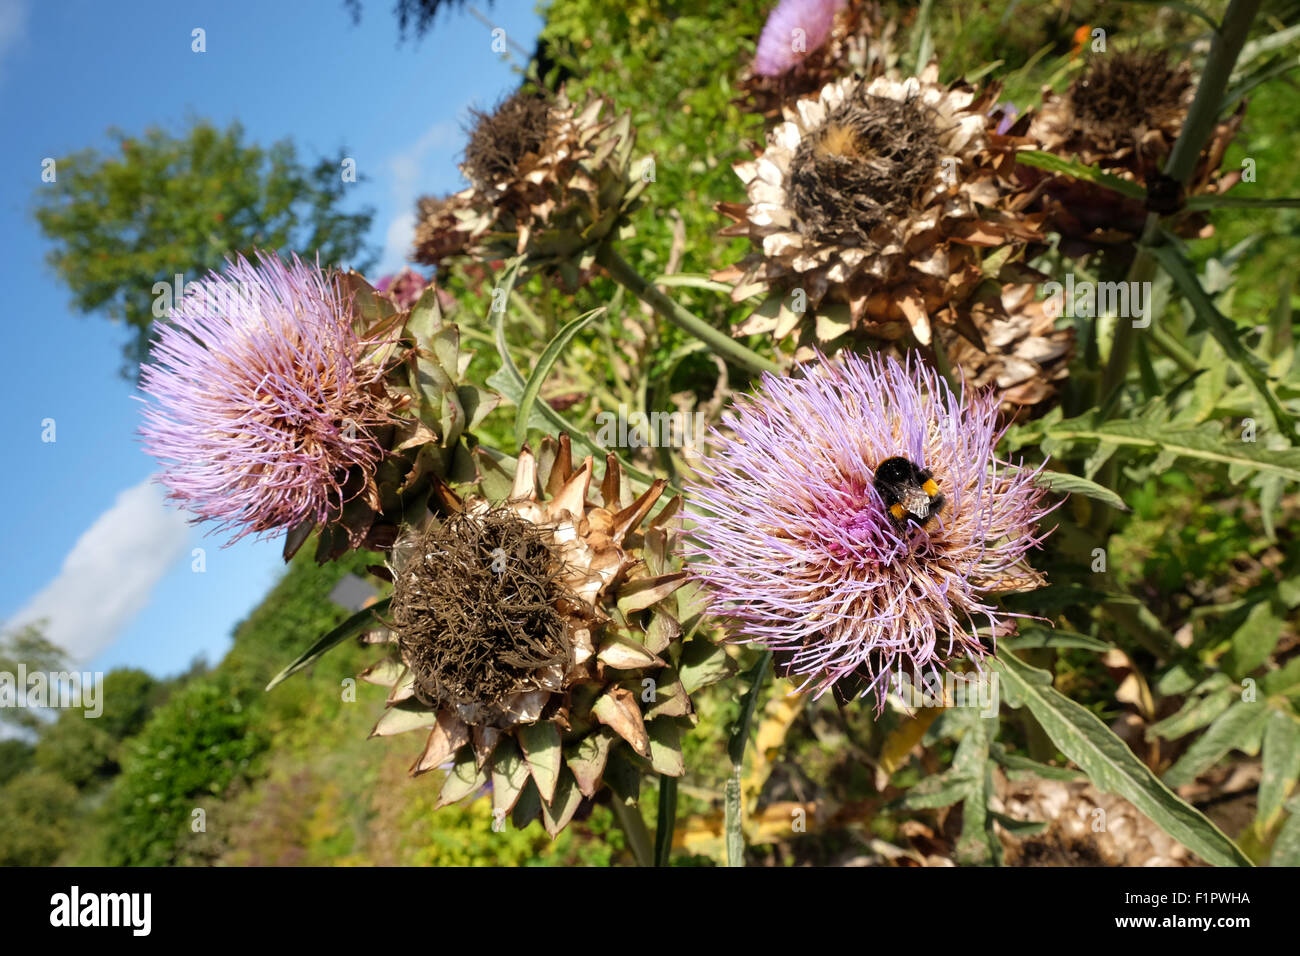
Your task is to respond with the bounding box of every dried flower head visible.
[412,88,645,287]
[139,252,394,544]
[462,90,555,188]
[392,508,576,727]
[686,350,1053,707]
[905,283,1075,422]
[716,66,1041,356]
[1026,50,1243,251]
[361,437,733,834]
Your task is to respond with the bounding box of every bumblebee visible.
[873,456,945,527]
[813,122,865,162]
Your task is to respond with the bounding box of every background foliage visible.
[6,0,1300,867]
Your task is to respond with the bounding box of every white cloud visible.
[382,211,418,273]
[0,0,26,75]
[377,117,465,274]
[5,478,191,663]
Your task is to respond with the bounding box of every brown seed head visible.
[391,509,575,723]
[789,92,944,243]
[462,90,554,190]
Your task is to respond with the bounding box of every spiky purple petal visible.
[754,0,844,77]
[686,351,1054,707]
[139,252,388,545]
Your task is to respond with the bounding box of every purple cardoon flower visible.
[374,267,430,310]
[139,252,391,545]
[686,351,1054,708]
[754,0,844,77]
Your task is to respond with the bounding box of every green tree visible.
[0,771,80,866]
[33,120,376,377]
[0,740,35,787]
[95,668,168,742]
[33,713,120,788]
[0,621,69,734]
[101,673,268,866]
[345,0,490,38]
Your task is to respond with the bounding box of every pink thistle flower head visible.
[754,0,845,77]
[686,351,1054,708]
[374,267,430,310]
[139,252,392,545]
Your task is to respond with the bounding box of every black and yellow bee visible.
[873,456,945,527]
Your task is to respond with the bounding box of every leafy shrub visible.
[100,674,269,866]
[0,771,80,866]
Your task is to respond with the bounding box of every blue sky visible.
[0,0,545,677]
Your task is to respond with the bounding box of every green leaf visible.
[511,778,542,830]
[1262,657,1300,698]
[1222,598,1285,679]
[650,273,735,293]
[1234,22,1300,75]
[1163,700,1271,788]
[1015,150,1147,198]
[1042,416,1300,483]
[1156,664,1198,697]
[1031,469,1130,511]
[1001,626,1112,653]
[604,747,642,805]
[957,757,1003,866]
[489,257,527,391]
[727,651,771,766]
[991,742,1084,781]
[988,811,1050,837]
[994,654,1252,867]
[1270,801,1300,865]
[436,748,487,808]
[541,769,584,838]
[518,721,563,804]
[405,284,444,345]
[457,384,500,431]
[898,772,977,810]
[646,717,685,776]
[678,639,735,694]
[491,739,531,815]
[489,283,663,490]
[565,729,615,798]
[514,307,604,449]
[1146,239,1296,441]
[1258,708,1300,830]
[367,700,438,738]
[1146,687,1236,742]
[265,597,392,691]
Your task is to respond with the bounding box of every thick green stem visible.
[597,244,781,377]
[1090,0,1261,539]
[610,797,655,867]
[725,650,773,867]
[1147,318,1200,375]
[1099,244,1160,404]
[1097,0,1261,406]
[654,775,678,867]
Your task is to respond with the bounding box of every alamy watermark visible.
[891,668,999,718]
[0,664,103,718]
[1042,275,1152,328]
[50,886,150,936]
[594,406,707,460]
[151,273,262,319]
